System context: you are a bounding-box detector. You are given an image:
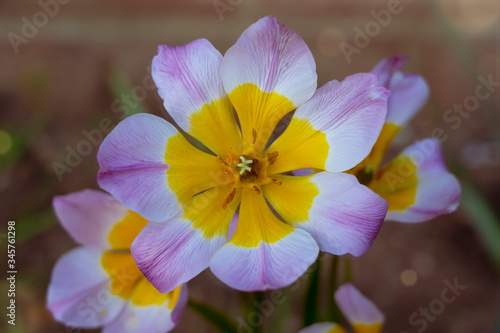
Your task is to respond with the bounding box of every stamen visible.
[216,156,232,174]
[267,151,279,165]
[222,187,237,209]
[252,128,257,144]
[271,178,282,185]
[226,152,234,165]
[216,156,228,166]
[252,186,261,194]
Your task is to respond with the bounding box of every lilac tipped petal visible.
[152,39,241,156]
[131,219,227,293]
[221,15,317,108]
[384,138,461,222]
[370,56,408,87]
[153,39,225,130]
[334,283,385,327]
[97,113,180,222]
[221,15,317,149]
[264,172,388,257]
[210,228,319,291]
[52,189,129,250]
[371,56,429,127]
[210,188,319,291]
[102,284,188,333]
[267,73,390,174]
[131,186,240,293]
[298,322,348,333]
[47,247,125,328]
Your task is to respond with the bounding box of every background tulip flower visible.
[348,56,461,223]
[299,283,384,333]
[47,189,186,333]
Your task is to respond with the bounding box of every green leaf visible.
[108,71,146,116]
[267,288,293,333]
[461,180,500,269]
[327,256,342,323]
[304,258,321,326]
[342,257,352,284]
[187,299,238,333]
[494,302,500,333]
[252,292,264,333]
[16,210,57,243]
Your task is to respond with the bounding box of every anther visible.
[222,187,237,209]
[267,151,279,165]
[271,178,282,185]
[216,156,228,166]
[226,152,234,165]
[216,156,231,174]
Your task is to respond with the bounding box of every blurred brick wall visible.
[0,1,499,333]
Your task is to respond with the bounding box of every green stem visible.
[327,256,342,322]
[253,292,264,333]
[187,299,238,333]
[343,257,352,284]
[304,259,321,326]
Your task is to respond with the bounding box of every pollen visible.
[270,178,282,185]
[217,156,232,174]
[267,151,279,165]
[216,149,280,195]
[222,187,237,209]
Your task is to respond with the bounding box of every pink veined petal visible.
[263,172,388,257]
[97,113,180,222]
[153,39,225,129]
[221,15,317,150]
[210,188,319,292]
[384,138,461,223]
[52,189,129,251]
[370,55,408,87]
[334,283,385,327]
[371,56,429,128]
[210,228,319,291]
[131,186,240,293]
[221,15,317,106]
[102,285,188,333]
[131,218,227,293]
[152,39,241,157]
[46,247,126,328]
[267,73,390,174]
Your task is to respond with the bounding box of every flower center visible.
[216,144,281,209]
[237,155,259,182]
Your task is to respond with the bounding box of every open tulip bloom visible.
[97,16,390,292]
[299,283,385,333]
[347,56,461,222]
[47,189,186,333]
